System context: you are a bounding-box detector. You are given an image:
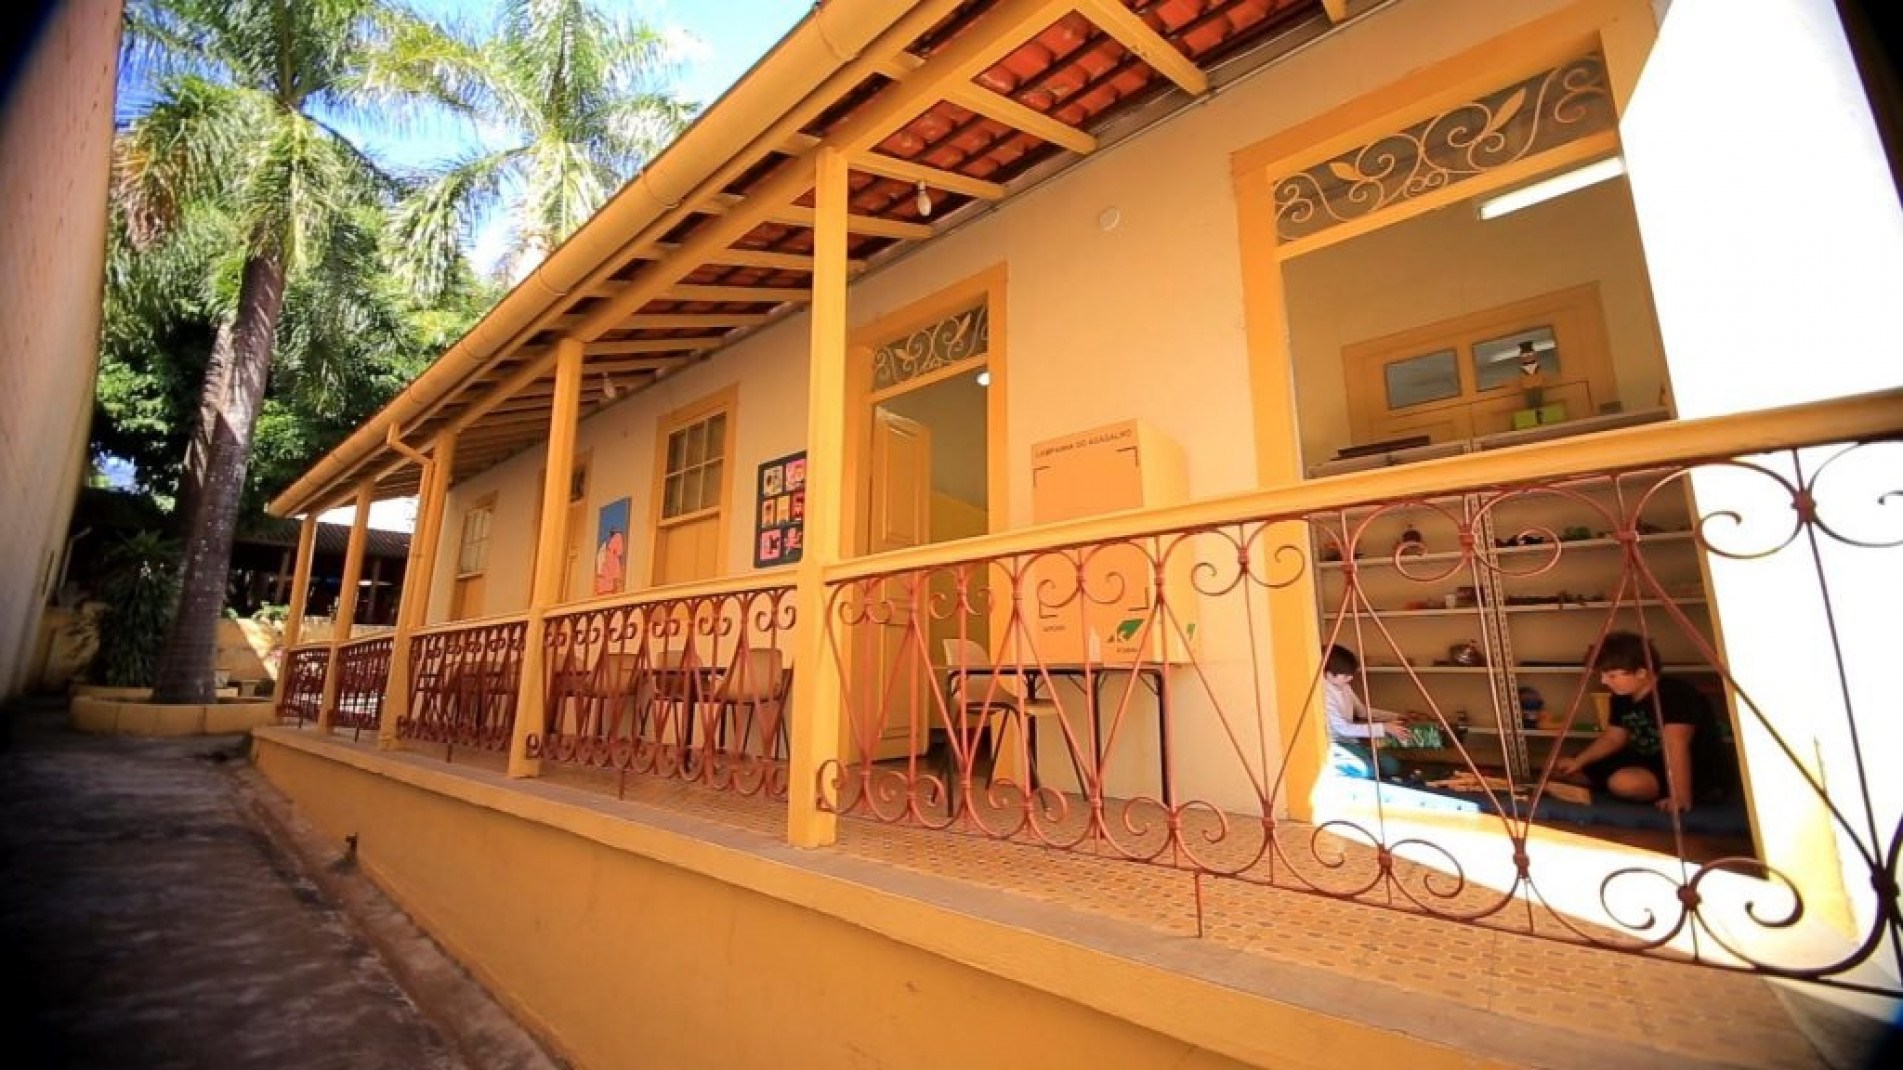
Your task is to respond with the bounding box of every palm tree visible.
[375,0,695,290]
[120,0,441,704]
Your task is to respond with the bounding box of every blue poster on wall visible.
[594,496,631,594]
[754,451,806,568]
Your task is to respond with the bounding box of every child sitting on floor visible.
[1323,644,1413,780]
[1556,631,1726,813]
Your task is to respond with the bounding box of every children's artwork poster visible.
[754,450,806,568]
[594,496,631,595]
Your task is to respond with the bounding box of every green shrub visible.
[89,531,181,687]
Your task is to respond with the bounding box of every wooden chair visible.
[710,648,792,760]
[941,638,1060,790]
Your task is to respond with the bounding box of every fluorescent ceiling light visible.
[1477,156,1626,220]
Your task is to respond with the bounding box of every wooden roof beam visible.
[1076,0,1208,97]
[621,313,770,330]
[876,51,1096,156]
[849,151,1007,201]
[573,0,1074,342]
[582,336,727,357]
[1321,0,1349,23]
[663,283,810,304]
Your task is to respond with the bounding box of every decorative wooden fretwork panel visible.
[870,301,989,392]
[1272,52,1615,243]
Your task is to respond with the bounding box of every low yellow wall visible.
[251,729,1507,1070]
[70,696,275,736]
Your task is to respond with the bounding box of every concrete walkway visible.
[0,699,553,1070]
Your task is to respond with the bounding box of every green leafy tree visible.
[117,0,470,704]
[374,0,695,289]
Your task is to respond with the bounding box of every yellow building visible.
[262,2,1903,1066]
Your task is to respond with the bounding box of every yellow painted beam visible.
[582,336,726,357]
[623,313,771,330]
[849,151,1007,201]
[573,0,1071,342]
[446,352,557,435]
[767,203,935,241]
[1077,0,1208,96]
[590,358,676,376]
[650,243,849,272]
[945,82,1097,155]
[664,283,811,304]
[1321,0,1349,22]
[509,337,585,779]
[877,50,1097,156]
[788,146,851,850]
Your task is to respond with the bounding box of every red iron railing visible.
[277,644,331,725]
[528,585,796,799]
[818,439,1903,995]
[331,635,393,739]
[398,618,527,760]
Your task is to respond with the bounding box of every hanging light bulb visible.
[915,180,932,218]
[600,372,619,400]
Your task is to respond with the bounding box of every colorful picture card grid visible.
[756,452,807,566]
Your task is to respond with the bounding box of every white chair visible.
[941,638,1059,789]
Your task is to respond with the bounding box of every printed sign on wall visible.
[753,451,806,568]
[594,496,631,594]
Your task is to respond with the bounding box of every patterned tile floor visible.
[376,740,1840,1068]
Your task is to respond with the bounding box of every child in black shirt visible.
[1555,631,1724,813]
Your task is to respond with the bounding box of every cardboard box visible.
[1006,420,1197,665]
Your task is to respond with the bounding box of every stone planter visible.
[70,695,276,737]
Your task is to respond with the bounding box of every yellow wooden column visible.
[317,481,374,734]
[270,512,320,707]
[378,435,440,748]
[508,336,584,778]
[1233,163,1325,822]
[787,145,851,848]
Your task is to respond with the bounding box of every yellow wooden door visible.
[866,408,932,760]
[450,574,485,620]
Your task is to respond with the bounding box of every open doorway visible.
[860,365,991,760]
[1280,159,1752,858]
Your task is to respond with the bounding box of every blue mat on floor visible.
[1327,778,1751,838]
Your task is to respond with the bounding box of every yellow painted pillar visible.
[1234,163,1325,822]
[787,145,851,848]
[270,513,319,707]
[508,336,584,778]
[379,441,439,748]
[317,482,374,734]
[409,429,457,630]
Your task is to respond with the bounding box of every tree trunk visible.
[150,251,287,704]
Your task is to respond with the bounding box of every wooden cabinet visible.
[1007,420,1197,665]
[1310,414,1722,779]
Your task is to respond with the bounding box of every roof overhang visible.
[268,0,1348,518]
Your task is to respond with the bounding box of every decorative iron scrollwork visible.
[1273,52,1614,243]
[870,301,989,391]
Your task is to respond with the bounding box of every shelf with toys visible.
[1310,449,1723,780]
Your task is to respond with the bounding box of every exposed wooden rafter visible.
[848,151,1007,200]
[575,0,1102,342]
[663,283,810,304]
[622,313,769,330]
[1077,0,1209,96]
[1321,0,1349,22]
[877,52,1097,156]
[582,336,726,357]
